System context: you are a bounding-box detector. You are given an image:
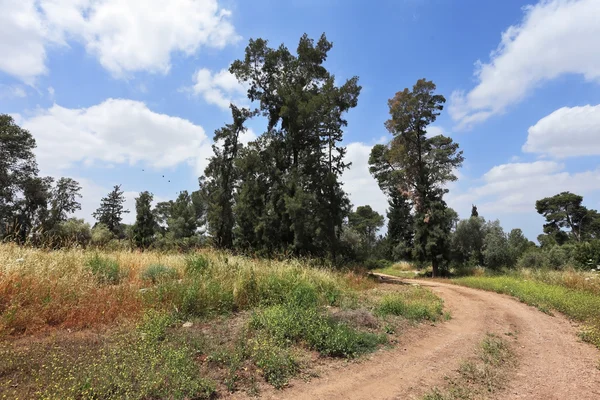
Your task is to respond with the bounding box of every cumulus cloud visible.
[450,0,600,129]
[523,104,600,158]
[186,68,248,110]
[1,0,240,82]
[341,142,389,217]
[446,161,600,215]
[21,98,210,175]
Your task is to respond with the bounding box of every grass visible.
[423,333,515,400]
[451,275,600,348]
[0,243,447,397]
[372,261,418,278]
[376,287,444,321]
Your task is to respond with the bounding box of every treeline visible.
[3,33,597,273]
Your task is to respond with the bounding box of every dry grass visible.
[0,243,373,337]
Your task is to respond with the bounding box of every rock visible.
[15,258,24,263]
[182,322,193,328]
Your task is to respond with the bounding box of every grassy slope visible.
[0,244,445,398]
[452,275,600,348]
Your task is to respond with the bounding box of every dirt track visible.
[249,277,600,399]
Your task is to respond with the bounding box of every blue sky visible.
[2,0,600,240]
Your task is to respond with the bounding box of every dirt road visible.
[250,277,600,400]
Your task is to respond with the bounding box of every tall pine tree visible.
[132,191,155,249]
[93,185,129,237]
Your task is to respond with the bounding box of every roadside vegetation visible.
[423,333,516,400]
[0,244,446,398]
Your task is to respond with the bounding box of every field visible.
[0,244,445,399]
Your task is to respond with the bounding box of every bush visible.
[141,264,179,284]
[517,249,547,269]
[86,254,122,285]
[572,240,600,269]
[90,224,115,247]
[364,259,393,270]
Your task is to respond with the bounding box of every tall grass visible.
[0,243,373,336]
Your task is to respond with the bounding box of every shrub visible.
[572,240,600,269]
[364,259,393,270]
[141,264,179,284]
[90,224,115,248]
[517,249,547,269]
[86,254,122,285]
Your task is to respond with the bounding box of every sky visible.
[1,0,600,240]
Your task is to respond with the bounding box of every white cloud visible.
[341,142,388,217]
[447,161,600,215]
[187,68,247,110]
[0,84,27,99]
[0,0,49,84]
[21,98,209,175]
[450,0,600,129]
[523,104,600,158]
[47,86,55,98]
[0,0,240,82]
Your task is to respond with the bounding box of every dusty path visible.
[244,277,600,400]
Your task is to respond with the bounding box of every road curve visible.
[243,278,600,400]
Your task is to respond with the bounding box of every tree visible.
[93,185,129,237]
[223,33,359,259]
[451,216,486,266]
[535,192,600,243]
[348,205,384,247]
[0,114,39,237]
[369,79,464,276]
[203,105,253,248]
[483,220,513,269]
[386,192,414,260]
[507,228,534,260]
[47,178,82,231]
[132,191,155,249]
[471,204,479,218]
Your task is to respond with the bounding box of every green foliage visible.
[86,254,122,285]
[376,288,444,321]
[249,333,299,388]
[348,205,384,246]
[185,253,210,276]
[536,191,600,244]
[90,223,115,247]
[250,304,384,358]
[93,185,129,236]
[483,220,514,269]
[132,191,155,249]
[53,218,92,247]
[141,264,179,284]
[386,192,414,260]
[572,240,600,269]
[452,216,486,266]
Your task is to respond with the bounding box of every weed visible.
[452,276,600,348]
[86,253,122,284]
[141,264,179,284]
[185,254,210,276]
[376,287,444,321]
[249,333,298,388]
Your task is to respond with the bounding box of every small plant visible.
[86,254,122,284]
[185,254,210,276]
[376,288,444,321]
[138,310,173,343]
[141,264,179,284]
[249,333,298,388]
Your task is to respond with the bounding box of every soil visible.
[240,277,600,399]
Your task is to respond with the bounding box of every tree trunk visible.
[431,257,439,278]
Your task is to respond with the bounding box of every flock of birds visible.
[141,169,186,195]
